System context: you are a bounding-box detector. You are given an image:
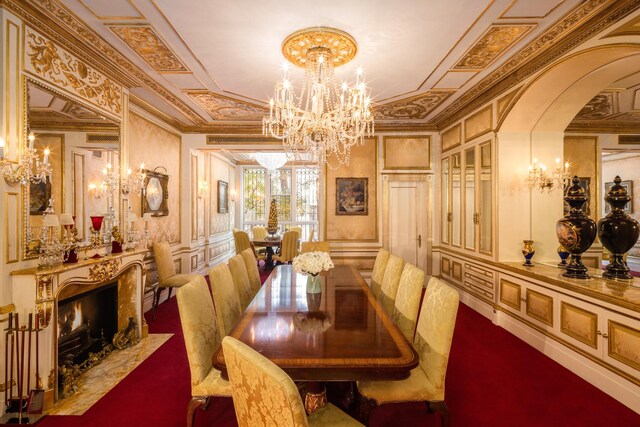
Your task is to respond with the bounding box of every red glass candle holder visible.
[90,215,104,231]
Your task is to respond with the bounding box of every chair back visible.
[278,231,299,263]
[229,254,253,309]
[222,336,309,427]
[370,248,390,297]
[392,263,425,341]
[176,276,221,392]
[414,277,459,401]
[288,226,302,240]
[234,231,252,255]
[380,254,404,316]
[252,226,267,241]
[308,227,315,242]
[153,241,176,284]
[241,248,262,294]
[209,264,243,337]
[300,241,330,254]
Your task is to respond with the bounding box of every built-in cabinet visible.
[441,140,493,258]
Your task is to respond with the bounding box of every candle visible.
[0,137,5,159]
[28,132,35,151]
[43,148,50,165]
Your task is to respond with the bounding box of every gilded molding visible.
[25,27,123,114]
[608,320,640,371]
[453,24,535,70]
[375,91,454,120]
[560,301,598,349]
[186,91,266,121]
[108,25,189,73]
[89,259,121,283]
[36,274,54,329]
[574,92,616,120]
[282,27,357,67]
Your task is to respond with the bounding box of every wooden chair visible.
[370,249,390,298]
[301,241,331,254]
[152,241,198,312]
[222,336,363,427]
[358,278,460,427]
[229,254,253,309]
[208,264,243,338]
[392,263,425,341]
[379,254,405,316]
[234,230,265,264]
[176,276,231,427]
[241,248,262,296]
[273,230,300,264]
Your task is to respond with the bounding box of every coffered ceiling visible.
[39,0,627,130]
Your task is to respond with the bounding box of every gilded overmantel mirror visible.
[23,78,122,259]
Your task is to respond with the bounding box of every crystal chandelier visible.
[527,158,571,192]
[0,132,52,186]
[253,153,288,173]
[262,27,374,169]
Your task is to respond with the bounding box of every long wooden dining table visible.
[212,264,419,412]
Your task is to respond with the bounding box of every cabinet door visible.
[441,157,449,245]
[451,153,462,247]
[479,141,492,254]
[464,147,476,251]
[603,310,640,378]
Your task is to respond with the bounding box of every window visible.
[242,166,319,240]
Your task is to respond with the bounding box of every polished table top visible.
[213,265,419,381]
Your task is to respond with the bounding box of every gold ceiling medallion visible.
[185,91,267,121]
[375,91,454,120]
[281,27,357,68]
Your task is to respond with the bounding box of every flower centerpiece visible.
[293,311,332,334]
[292,251,334,293]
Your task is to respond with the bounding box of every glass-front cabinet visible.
[441,139,493,257]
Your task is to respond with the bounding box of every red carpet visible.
[39,273,640,427]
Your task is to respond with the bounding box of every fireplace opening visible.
[57,282,118,388]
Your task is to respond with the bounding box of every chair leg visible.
[151,289,157,320]
[187,396,210,427]
[153,287,161,314]
[357,394,377,425]
[168,287,173,299]
[427,400,450,427]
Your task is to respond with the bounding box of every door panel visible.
[389,181,427,271]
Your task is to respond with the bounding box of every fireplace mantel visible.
[10,249,148,407]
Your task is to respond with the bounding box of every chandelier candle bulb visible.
[28,132,35,151]
[0,137,5,159]
[42,148,50,165]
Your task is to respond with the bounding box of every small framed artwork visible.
[218,180,228,213]
[564,177,591,216]
[142,167,169,217]
[336,177,368,215]
[29,179,52,215]
[604,180,633,214]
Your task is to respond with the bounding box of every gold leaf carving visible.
[36,274,54,329]
[89,259,121,283]
[574,92,616,120]
[186,91,267,121]
[454,25,535,70]
[109,26,189,73]
[374,91,453,120]
[25,28,122,115]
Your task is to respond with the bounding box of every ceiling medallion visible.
[281,27,357,68]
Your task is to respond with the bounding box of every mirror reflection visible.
[26,80,121,258]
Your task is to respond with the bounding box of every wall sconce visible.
[0,132,52,186]
[198,180,209,199]
[230,188,237,202]
[528,158,571,192]
[121,163,146,195]
[88,182,107,199]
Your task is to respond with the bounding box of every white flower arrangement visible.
[292,251,334,276]
[293,311,332,333]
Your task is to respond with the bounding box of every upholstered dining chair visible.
[222,336,363,427]
[379,254,405,316]
[229,254,254,309]
[208,264,243,338]
[288,225,302,240]
[273,230,300,265]
[308,227,315,242]
[357,278,460,427]
[234,230,265,265]
[300,241,331,254]
[152,241,198,312]
[241,248,262,295]
[392,263,425,341]
[370,248,390,298]
[252,226,267,241]
[176,276,231,427]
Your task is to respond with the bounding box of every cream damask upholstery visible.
[208,263,243,338]
[273,231,300,264]
[222,336,363,427]
[229,254,254,309]
[379,254,405,316]
[370,249,390,298]
[289,225,302,240]
[176,276,231,427]
[301,241,331,254]
[252,226,267,241]
[357,277,460,427]
[392,263,425,341]
[234,231,252,255]
[241,248,262,295]
[152,241,198,313]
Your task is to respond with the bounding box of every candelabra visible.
[527,158,571,192]
[0,133,52,186]
[121,163,146,196]
[37,200,73,269]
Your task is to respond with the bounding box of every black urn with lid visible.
[556,176,597,279]
[598,176,639,280]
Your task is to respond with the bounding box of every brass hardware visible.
[597,330,609,339]
[447,212,453,222]
[417,234,422,248]
[1,304,15,322]
[0,379,16,392]
[521,298,527,303]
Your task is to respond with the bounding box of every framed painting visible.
[564,177,591,216]
[605,180,633,214]
[29,179,51,215]
[336,177,368,215]
[142,167,169,217]
[218,180,228,213]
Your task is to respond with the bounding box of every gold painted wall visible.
[564,136,598,220]
[325,138,377,241]
[128,112,181,244]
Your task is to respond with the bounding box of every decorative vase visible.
[556,176,597,279]
[522,240,535,266]
[598,176,639,280]
[557,244,570,268]
[306,291,322,312]
[306,274,322,294]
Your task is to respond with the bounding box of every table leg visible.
[264,246,275,270]
[304,382,327,414]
